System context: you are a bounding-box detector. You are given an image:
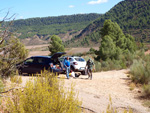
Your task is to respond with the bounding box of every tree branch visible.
[0,87,24,94]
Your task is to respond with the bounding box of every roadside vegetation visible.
[130,51,150,97]
[2,71,82,113]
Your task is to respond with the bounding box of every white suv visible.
[59,56,86,75]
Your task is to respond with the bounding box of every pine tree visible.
[48,35,65,55]
[96,20,136,60]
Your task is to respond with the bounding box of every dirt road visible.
[21,70,149,113]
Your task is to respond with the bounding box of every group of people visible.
[64,57,94,80]
[50,63,61,70]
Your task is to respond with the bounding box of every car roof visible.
[30,52,66,59]
[60,56,83,59]
[31,56,51,59]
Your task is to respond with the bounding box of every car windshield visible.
[25,58,34,64]
[74,57,85,62]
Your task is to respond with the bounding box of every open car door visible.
[51,52,66,60]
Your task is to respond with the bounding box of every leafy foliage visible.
[48,35,65,55]
[96,20,136,61]
[0,17,28,78]
[0,36,28,77]
[130,54,150,84]
[97,35,117,60]
[129,51,150,96]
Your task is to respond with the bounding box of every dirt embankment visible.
[21,70,150,113]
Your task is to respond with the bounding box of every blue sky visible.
[0,0,123,20]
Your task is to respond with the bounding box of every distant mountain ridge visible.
[66,0,150,47]
[13,14,101,27]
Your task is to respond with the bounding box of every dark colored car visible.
[16,52,66,75]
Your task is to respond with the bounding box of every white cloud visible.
[79,12,85,14]
[69,5,75,8]
[88,0,108,5]
[19,16,24,19]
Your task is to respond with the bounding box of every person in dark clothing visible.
[86,58,94,80]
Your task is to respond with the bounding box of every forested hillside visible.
[10,13,101,40]
[66,0,150,47]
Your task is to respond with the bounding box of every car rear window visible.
[74,58,85,62]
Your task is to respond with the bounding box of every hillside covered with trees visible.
[66,0,150,47]
[9,13,101,40]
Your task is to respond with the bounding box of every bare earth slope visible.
[21,70,149,113]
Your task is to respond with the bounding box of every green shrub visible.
[108,59,123,70]
[130,59,150,84]
[94,60,101,72]
[130,59,145,83]
[5,71,82,113]
[101,61,109,69]
[123,51,134,67]
[99,59,123,71]
[0,37,28,78]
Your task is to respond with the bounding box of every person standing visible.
[86,58,95,80]
[64,57,70,79]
